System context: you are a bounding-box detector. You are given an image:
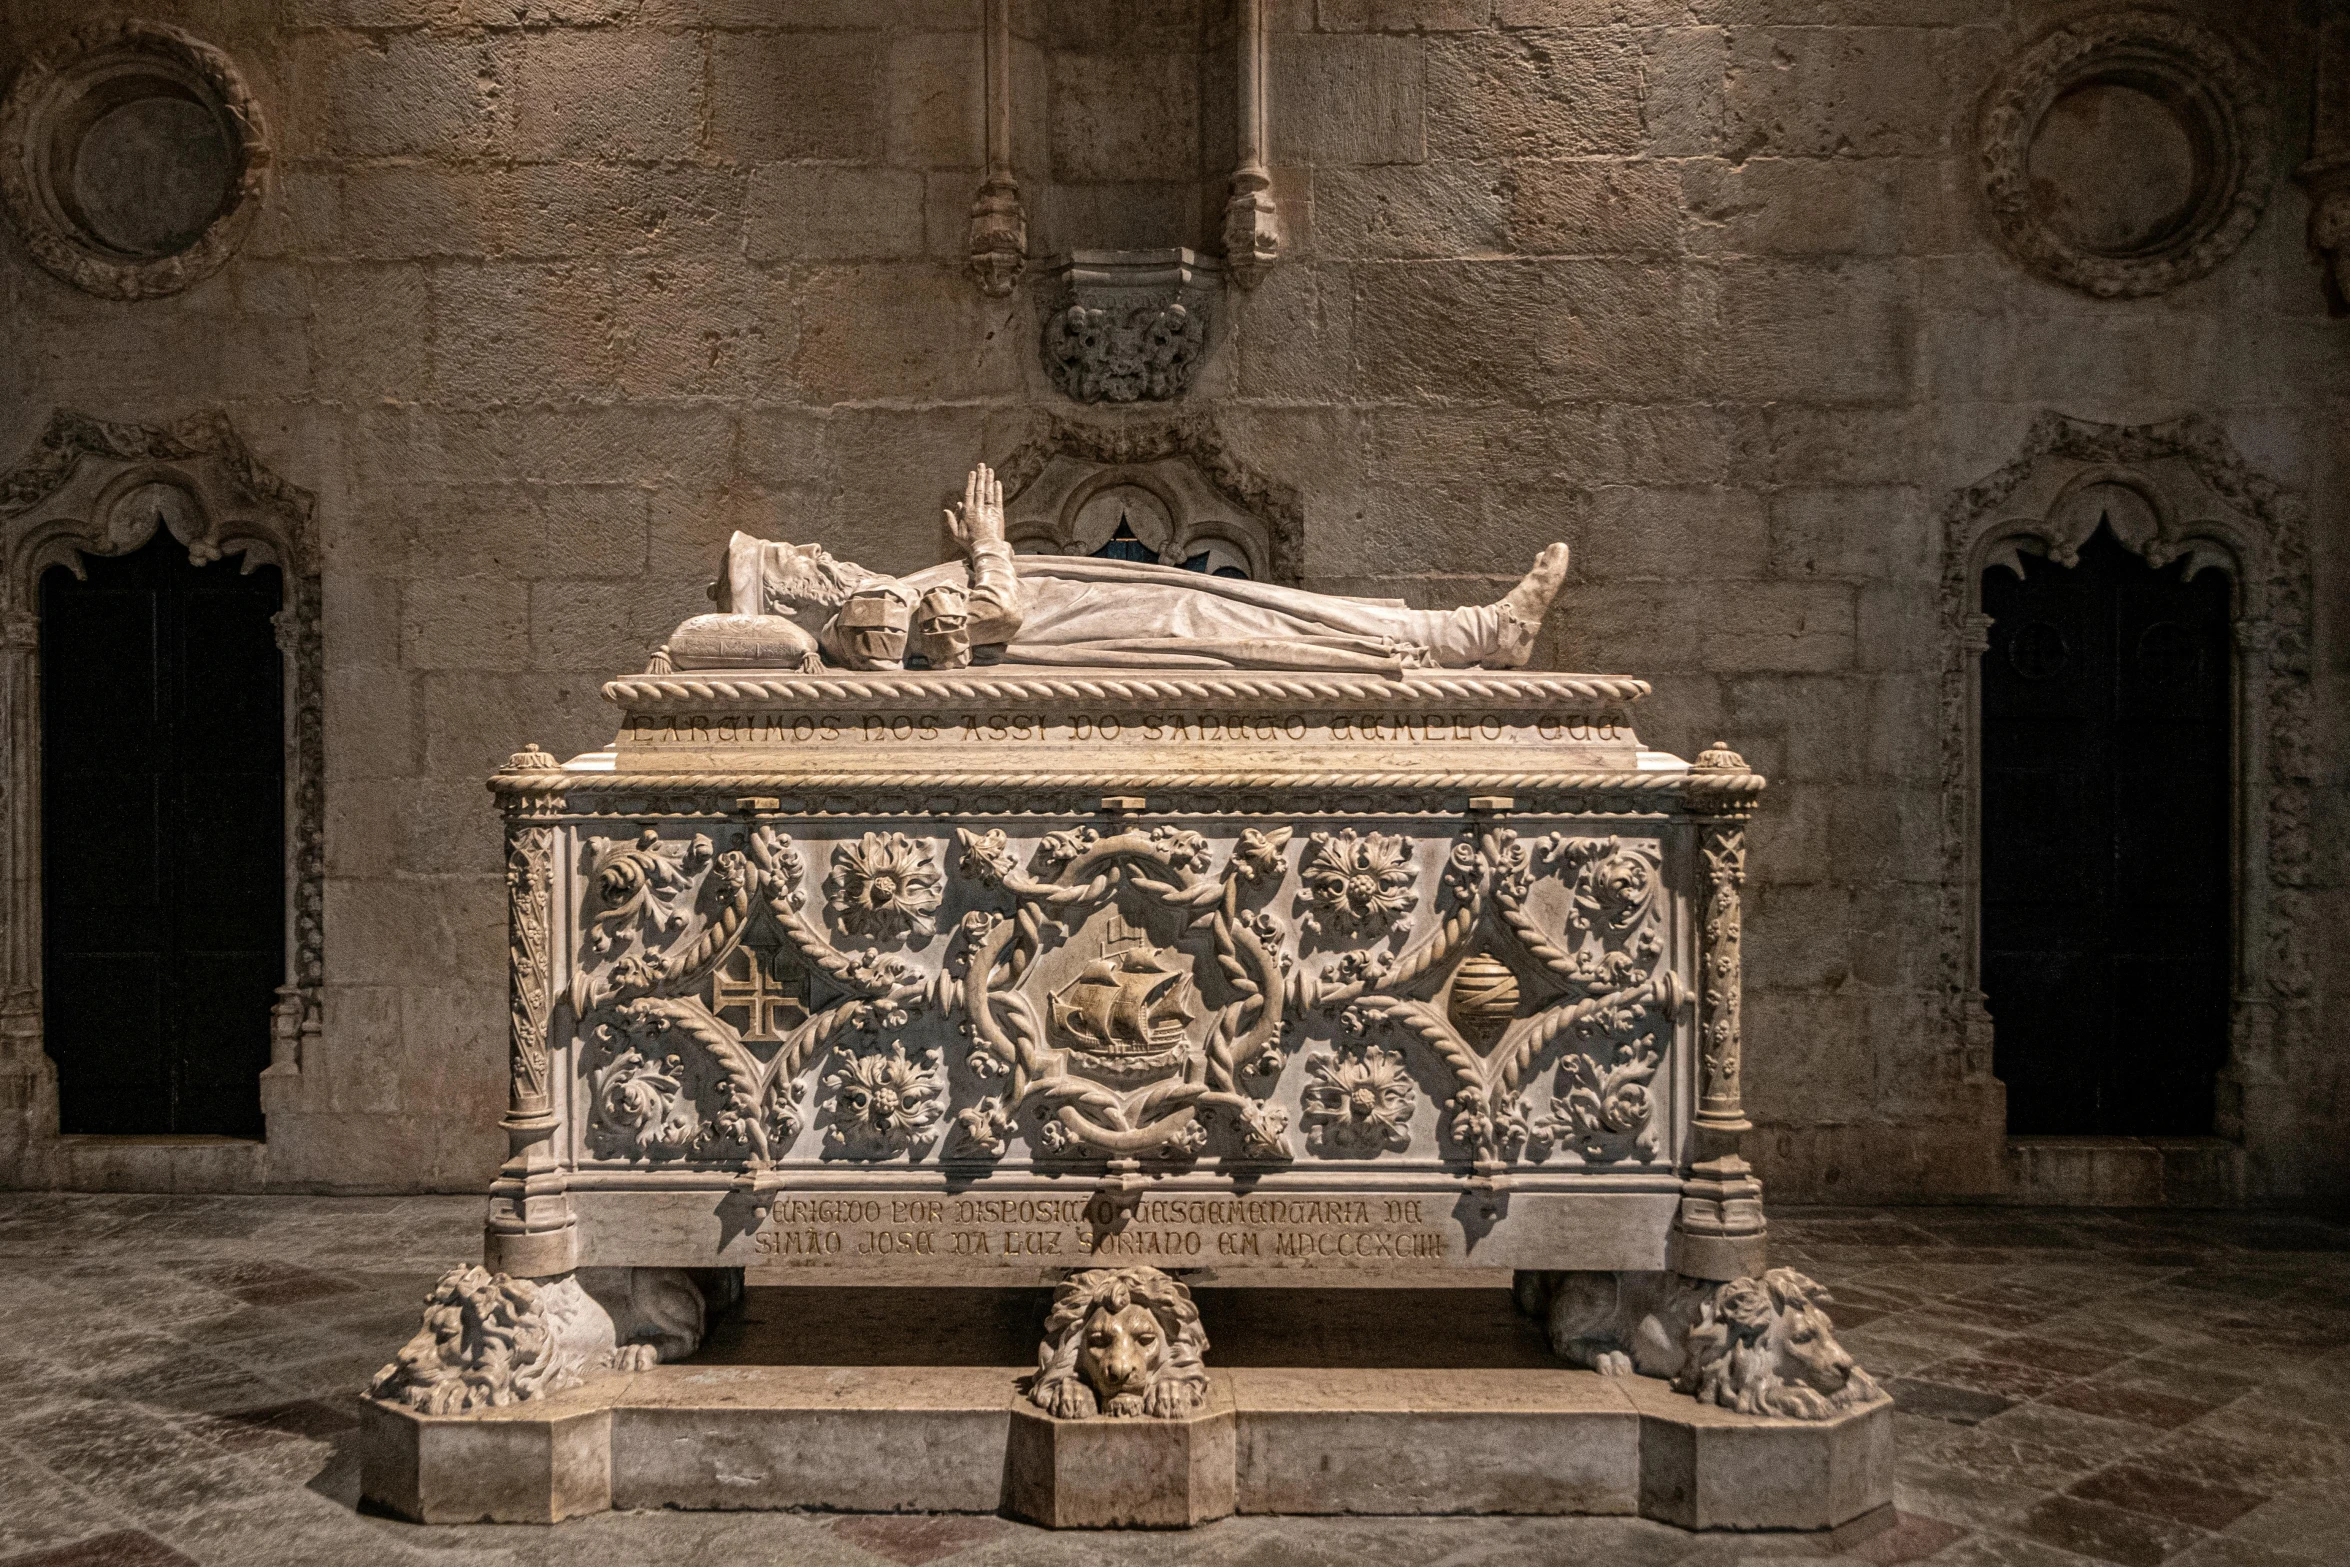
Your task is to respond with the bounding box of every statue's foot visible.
[1499,542,1571,626]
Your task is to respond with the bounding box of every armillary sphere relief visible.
[567,819,1683,1179]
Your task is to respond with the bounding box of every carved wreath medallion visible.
[1978,11,2272,299]
[954,824,1291,1162]
[0,21,269,300]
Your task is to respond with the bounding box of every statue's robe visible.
[685,532,1535,673]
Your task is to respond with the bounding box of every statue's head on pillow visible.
[714,533,889,634]
[1674,1267,1880,1420]
[1029,1265,1209,1420]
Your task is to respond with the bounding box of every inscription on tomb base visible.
[745,1194,1452,1270]
[625,712,1629,749]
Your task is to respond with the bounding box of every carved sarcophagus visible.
[484,669,1769,1286]
[365,488,1889,1534]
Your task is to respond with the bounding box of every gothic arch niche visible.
[0,411,320,1175]
[990,412,1302,586]
[1940,415,2312,1160]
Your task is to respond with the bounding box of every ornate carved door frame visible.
[1939,414,2313,1147]
[0,409,321,1177]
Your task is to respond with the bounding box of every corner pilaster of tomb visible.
[1668,743,1769,1283]
[484,744,579,1279]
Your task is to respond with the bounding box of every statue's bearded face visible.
[759,542,872,628]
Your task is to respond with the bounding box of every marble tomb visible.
[361,464,1889,1530]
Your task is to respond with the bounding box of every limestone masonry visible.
[0,0,2340,1212]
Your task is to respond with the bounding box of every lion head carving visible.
[1673,1267,1881,1420]
[369,1266,581,1414]
[1030,1266,1209,1420]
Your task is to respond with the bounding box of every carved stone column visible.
[1671,743,1768,1281]
[1222,0,1279,289]
[966,0,1027,296]
[483,744,578,1277]
[0,605,58,1169]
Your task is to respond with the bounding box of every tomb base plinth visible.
[357,1361,1890,1530]
[1006,1382,1238,1528]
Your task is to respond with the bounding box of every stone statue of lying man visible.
[662,463,1573,675]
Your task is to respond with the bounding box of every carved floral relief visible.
[1300,1044,1416,1156]
[826,831,944,942]
[1298,829,1417,938]
[555,817,1683,1175]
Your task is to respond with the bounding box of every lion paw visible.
[1038,1379,1097,1420]
[609,1342,660,1372]
[1141,1379,1202,1418]
[1593,1349,1633,1377]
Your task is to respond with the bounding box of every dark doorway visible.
[40,531,284,1137]
[1980,524,2232,1135]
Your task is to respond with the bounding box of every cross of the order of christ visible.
[708,940,809,1043]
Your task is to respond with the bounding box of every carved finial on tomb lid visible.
[506,743,561,771]
[1694,741,1747,771]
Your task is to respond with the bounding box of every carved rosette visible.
[825,831,944,943]
[822,1041,944,1160]
[1298,829,1417,938]
[1300,1044,1415,1156]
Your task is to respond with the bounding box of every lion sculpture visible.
[1029,1265,1210,1420]
[1515,1266,1879,1421]
[369,1265,709,1414]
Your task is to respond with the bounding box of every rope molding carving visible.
[602,672,1654,710]
[494,769,1768,798]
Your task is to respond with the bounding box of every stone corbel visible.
[967,0,1027,297]
[1222,0,1280,289]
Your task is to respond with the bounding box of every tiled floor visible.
[0,1195,2344,1567]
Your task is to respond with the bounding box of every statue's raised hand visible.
[945,463,1006,553]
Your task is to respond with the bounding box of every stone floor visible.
[0,1196,2345,1567]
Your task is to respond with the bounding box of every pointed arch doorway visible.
[1978,522,2232,1135]
[40,527,285,1136]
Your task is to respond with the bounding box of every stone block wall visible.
[0,0,2341,1201]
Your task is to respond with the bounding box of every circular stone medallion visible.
[1980,11,2271,299]
[0,21,267,300]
